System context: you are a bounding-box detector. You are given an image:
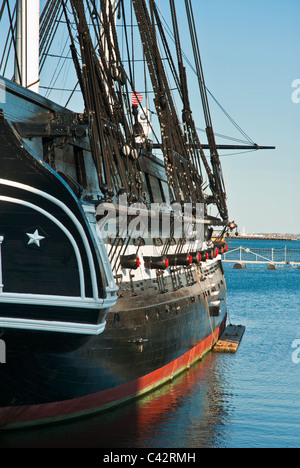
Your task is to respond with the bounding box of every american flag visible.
[132,91,143,106]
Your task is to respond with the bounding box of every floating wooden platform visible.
[213,325,246,354]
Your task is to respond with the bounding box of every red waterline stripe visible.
[0,316,227,430]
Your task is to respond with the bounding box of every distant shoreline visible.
[227,236,298,242]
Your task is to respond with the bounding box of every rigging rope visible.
[156,2,255,148]
[184,0,228,221]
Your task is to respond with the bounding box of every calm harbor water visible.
[1,239,299,449]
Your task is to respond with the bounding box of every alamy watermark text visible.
[0,339,6,364]
[0,79,6,104]
[96,196,205,242]
[291,79,300,104]
[292,339,300,364]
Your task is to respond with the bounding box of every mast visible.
[15,0,40,92]
[132,0,205,206]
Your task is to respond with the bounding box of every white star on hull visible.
[26,229,45,247]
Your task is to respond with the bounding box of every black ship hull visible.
[0,262,227,430]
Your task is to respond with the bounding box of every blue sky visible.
[1,0,299,234]
[180,0,300,234]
